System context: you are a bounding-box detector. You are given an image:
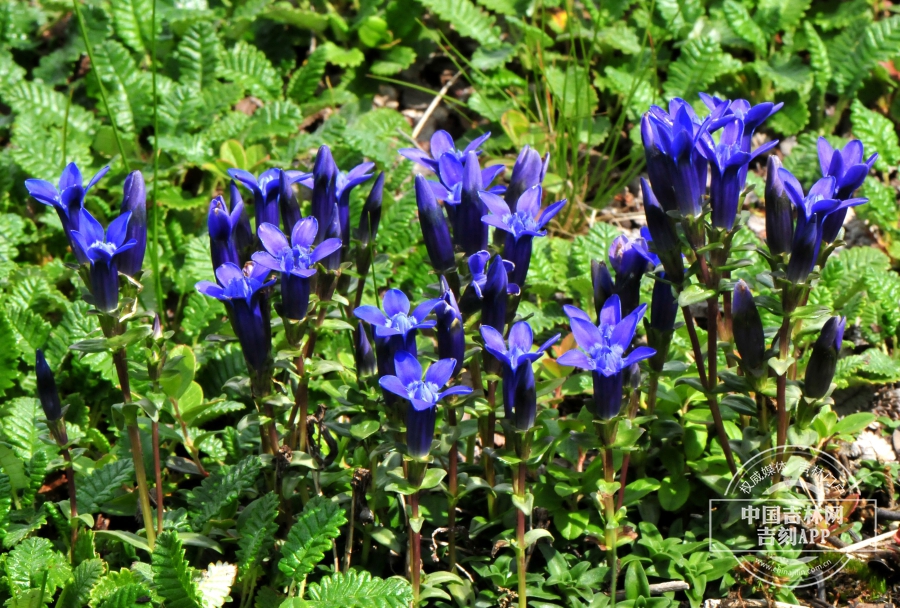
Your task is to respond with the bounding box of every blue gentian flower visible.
[778,169,865,284]
[607,234,655,317]
[640,178,684,283]
[429,152,506,208]
[818,138,877,242]
[641,101,710,217]
[358,172,385,247]
[278,169,303,233]
[299,146,374,249]
[355,322,377,380]
[35,349,63,422]
[25,162,110,263]
[458,251,518,318]
[252,218,341,321]
[435,276,465,377]
[649,273,677,333]
[558,297,655,419]
[379,351,473,458]
[208,195,245,270]
[196,262,275,382]
[229,181,254,256]
[804,316,846,399]
[480,186,566,288]
[505,145,549,212]
[451,151,489,255]
[765,156,793,256]
[701,95,783,153]
[228,167,308,232]
[354,288,440,359]
[415,174,456,273]
[591,259,614,321]
[320,202,343,272]
[399,130,492,176]
[732,279,766,378]
[69,209,137,313]
[699,118,778,231]
[480,321,559,431]
[118,171,146,277]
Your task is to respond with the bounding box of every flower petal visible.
[354,305,389,327]
[462,132,490,156]
[508,321,534,352]
[425,358,456,388]
[439,385,474,399]
[537,333,560,354]
[383,289,410,317]
[196,280,225,300]
[599,295,622,326]
[215,263,244,287]
[556,349,593,370]
[624,346,656,367]
[256,222,288,255]
[563,304,593,323]
[379,375,409,399]
[480,325,507,359]
[537,199,567,229]
[106,211,131,247]
[570,317,603,351]
[310,238,342,264]
[411,298,441,323]
[479,190,511,216]
[85,166,111,192]
[480,164,505,187]
[24,179,59,206]
[394,351,422,386]
[431,131,456,159]
[227,168,260,193]
[59,162,83,191]
[251,251,283,272]
[611,303,647,349]
[291,217,319,248]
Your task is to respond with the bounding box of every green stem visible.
[149,0,163,313]
[604,447,617,608]
[707,298,737,476]
[62,86,73,170]
[516,460,527,608]
[71,0,129,171]
[409,490,421,606]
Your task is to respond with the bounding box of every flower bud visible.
[641,178,684,284]
[505,146,545,211]
[279,170,302,235]
[355,322,376,379]
[117,170,146,277]
[36,349,62,422]
[436,276,465,377]
[591,259,613,322]
[358,171,384,247]
[454,151,488,255]
[732,280,766,377]
[415,174,455,273]
[765,156,793,255]
[230,181,254,257]
[804,316,845,399]
[786,220,819,285]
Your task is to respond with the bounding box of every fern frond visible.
[236,493,279,575]
[151,530,204,608]
[187,455,262,531]
[278,496,347,582]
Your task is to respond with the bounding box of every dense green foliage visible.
[1,1,900,607]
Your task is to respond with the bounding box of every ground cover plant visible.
[3,1,900,607]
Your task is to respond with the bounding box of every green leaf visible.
[280,570,413,607]
[218,42,283,101]
[320,42,365,68]
[658,476,690,511]
[833,412,876,436]
[5,537,71,594]
[110,0,153,54]
[545,65,598,119]
[265,2,329,31]
[370,46,417,76]
[96,584,150,608]
[663,37,741,100]
[89,40,151,133]
[245,100,304,142]
[723,0,766,53]
[804,22,832,91]
[416,0,501,46]
[188,456,262,531]
[178,22,222,91]
[161,345,197,400]
[95,530,151,553]
[59,558,105,608]
[76,459,134,514]
[236,493,279,575]
[287,47,327,104]
[152,531,203,608]
[851,99,900,171]
[677,285,714,307]
[624,561,651,600]
[279,496,347,582]
[0,473,11,542]
[1,397,45,461]
[197,562,237,608]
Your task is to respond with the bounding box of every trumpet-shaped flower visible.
[481,321,558,431]
[732,280,766,378]
[196,262,275,382]
[252,217,341,321]
[118,171,146,277]
[415,174,456,273]
[818,138,877,242]
[399,130,492,176]
[379,351,473,458]
[69,209,137,312]
[558,297,655,419]
[354,289,440,358]
[208,195,245,270]
[458,251,519,320]
[435,276,465,377]
[505,145,550,212]
[480,186,566,287]
[25,162,110,263]
[640,178,684,284]
[228,167,308,232]
[765,156,793,256]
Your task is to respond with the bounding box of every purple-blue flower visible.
[701,95,782,153]
[69,209,137,313]
[415,174,455,274]
[732,279,766,378]
[399,130,492,176]
[458,251,518,320]
[505,145,549,212]
[118,171,146,277]
[699,118,778,231]
[354,289,440,358]
[208,195,245,270]
[818,138,877,243]
[196,262,275,382]
[804,316,845,399]
[765,156,793,256]
[35,349,63,422]
[379,351,473,458]
[640,178,684,284]
[435,276,465,377]
[480,321,558,431]
[228,167,308,232]
[251,217,341,321]
[606,234,656,317]
[25,162,110,263]
[229,181,254,256]
[355,322,376,380]
[558,296,655,419]
[480,186,566,287]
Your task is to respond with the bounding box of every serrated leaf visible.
[0,398,45,461]
[60,558,105,608]
[5,537,71,593]
[723,0,766,53]
[218,42,282,101]
[283,570,413,607]
[187,456,262,530]
[768,90,810,135]
[97,583,151,608]
[416,0,501,46]
[152,531,203,608]
[76,459,134,514]
[178,22,221,90]
[236,493,279,574]
[287,47,327,104]
[370,46,417,76]
[278,496,347,582]
[656,0,703,37]
[89,40,151,133]
[804,22,831,91]
[197,562,237,608]
[110,0,153,54]
[320,42,364,68]
[245,100,303,142]
[663,36,741,100]
[851,99,900,170]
